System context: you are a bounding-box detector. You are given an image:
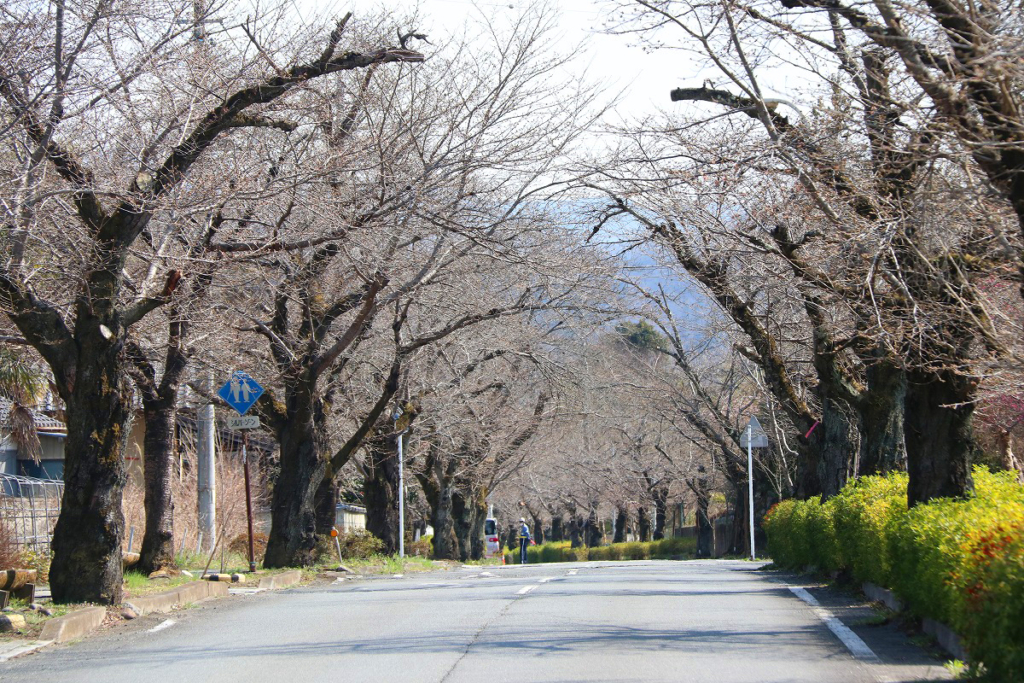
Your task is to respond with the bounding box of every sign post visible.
[218,371,264,572]
[740,416,769,561]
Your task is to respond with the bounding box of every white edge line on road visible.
[517,585,537,595]
[789,587,880,663]
[148,619,176,633]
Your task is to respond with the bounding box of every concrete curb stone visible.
[38,605,107,643]
[257,570,302,590]
[123,580,229,617]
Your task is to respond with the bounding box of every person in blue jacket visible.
[518,518,531,564]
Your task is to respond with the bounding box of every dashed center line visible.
[148,619,176,633]
[516,585,537,595]
[538,577,555,583]
[568,569,579,576]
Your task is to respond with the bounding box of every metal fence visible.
[0,472,63,553]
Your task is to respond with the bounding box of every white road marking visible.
[148,619,176,633]
[789,587,880,662]
[538,577,556,583]
[517,585,537,595]
[568,569,578,576]
[479,571,495,577]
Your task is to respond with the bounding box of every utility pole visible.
[197,372,216,552]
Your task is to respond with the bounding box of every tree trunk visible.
[652,487,668,540]
[637,506,651,542]
[469,489,487,560]
[452,489,473,562]
[138,396,177,574]
[363,433,400,555]
[313,471,338,536]
[858,357,908,475]
[550,515,564,542]
[49,350,130,605]
[692,476,713,558]
[817,397,859,500]
[904,369,976,506]
[428,459,459,560]
[585,506,603,547]
[613,506,627,544]
[568,515,583,548]
[263,410,325,567]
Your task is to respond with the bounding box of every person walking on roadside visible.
[518,518,531,564]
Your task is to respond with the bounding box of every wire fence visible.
[0,472,63,553]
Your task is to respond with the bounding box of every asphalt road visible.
[0,560,951,682]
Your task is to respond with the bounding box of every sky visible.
[319,0,695,123]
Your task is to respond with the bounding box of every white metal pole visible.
[397,431,405,559]
[197,373,216,552]
[747,423,755,561]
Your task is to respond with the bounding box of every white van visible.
[484,517,501,558]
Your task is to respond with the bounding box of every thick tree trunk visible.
[637,507,651,542]
[469,490,487,560]
[904,369,976,506]
[652,487,668,540]
[451,489,476,562]
[613,506,627,544]
[568,515,584,548]
[549,515,564,542]
[313,472,338,536]
[818,398,859,500]
[264,392,325,567]
[692,477,713,558]
[363,433,400,555]
[49,351,130,605]
[795,434,823,499]
[858,358,907,475]
[585,506,603,547]
[428,460,459,560]
[138,397,177,574]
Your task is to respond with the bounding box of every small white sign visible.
[227,415,260,430]
[740,415,769,448]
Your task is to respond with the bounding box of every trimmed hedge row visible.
[503,536,696,565]
[764,468,1024,680]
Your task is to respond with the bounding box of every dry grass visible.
[0,522,23,568]
[122,426,268,562]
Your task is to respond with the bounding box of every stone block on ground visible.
[0,614,26,632]
[39,606,106,643]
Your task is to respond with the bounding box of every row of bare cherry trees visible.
[3,0,1022,604]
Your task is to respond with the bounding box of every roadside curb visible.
[124,580,229,617]
[862,581,968,662]
[257,570,302,590]
[0,639,55,662]
[38,605,107,644]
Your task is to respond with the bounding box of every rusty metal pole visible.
[242,432,256,572]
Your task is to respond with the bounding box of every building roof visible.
[0,397,66,434]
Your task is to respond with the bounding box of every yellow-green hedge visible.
[503,536,696,565]
[764,468,1024,680]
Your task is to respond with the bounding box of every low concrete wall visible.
[39,606,107,643]
[862,582,903,612]
[257,570,302,590]
[124,580,228,617]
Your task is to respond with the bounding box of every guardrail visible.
[0,472,63,552]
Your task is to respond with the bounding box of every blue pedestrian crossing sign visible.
[218,371,264,416]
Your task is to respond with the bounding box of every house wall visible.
[0,448,15,474]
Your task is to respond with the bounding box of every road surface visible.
[0,560,951,682]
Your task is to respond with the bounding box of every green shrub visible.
[336,529,385,559]
[650,536,697,558]
[830,472,907,585]
[766,467,1024,680]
